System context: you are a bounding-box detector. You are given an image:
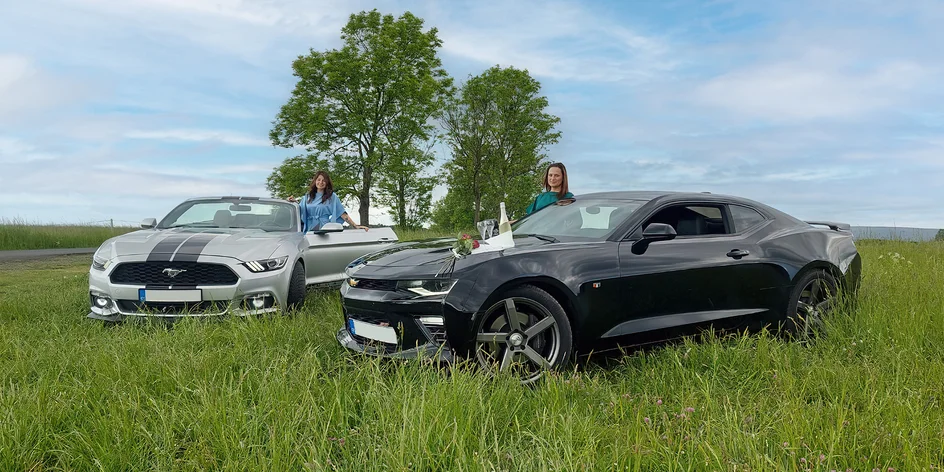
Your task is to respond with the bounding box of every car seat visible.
[213,210,233,228]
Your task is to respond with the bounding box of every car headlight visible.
[92,253,112,271]
[243,256,289,273]
[396,279,458,298]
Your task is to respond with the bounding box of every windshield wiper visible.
[527,233,559,243]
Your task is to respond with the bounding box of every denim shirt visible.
[299,192,347,232]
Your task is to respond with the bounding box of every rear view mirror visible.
[229,204,251,212]
[141,218,156,229]
[311,222,344,234]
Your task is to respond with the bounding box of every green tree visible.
[269,9,451,225]
[375,141,440,228]
[936,229,944,241]
[265,153,358,202]
[434,66,561,228]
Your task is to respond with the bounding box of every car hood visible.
[100,227,298,262]
[349,235,569,278]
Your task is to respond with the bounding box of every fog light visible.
[95,297,111,308]
[252,297,265,309]
[419,316,444,325]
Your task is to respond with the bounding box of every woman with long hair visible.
[525,162,574,215]
[296,171,368,232]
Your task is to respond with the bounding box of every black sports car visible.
[337,191,862,383]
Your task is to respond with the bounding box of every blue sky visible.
[2,0,943,228]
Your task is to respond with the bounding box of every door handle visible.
[726,249,749,259]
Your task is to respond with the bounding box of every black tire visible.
[783,269,838,342]
[285,261,306,313]
[471,284,573,384]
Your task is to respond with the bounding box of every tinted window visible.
[643,204,730,236]
[730,205,766,232]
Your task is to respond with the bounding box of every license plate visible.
[138,289,202,302]
[348,318,397,344]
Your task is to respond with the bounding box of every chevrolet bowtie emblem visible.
[162,268,187,278]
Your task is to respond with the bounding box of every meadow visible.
[0,219,137,251]
[0,239,942,470]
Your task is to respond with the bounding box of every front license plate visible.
[348,318,397,344]
[138,289,202,303]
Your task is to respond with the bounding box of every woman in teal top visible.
[525,162,574,215]
[294,171,368,232]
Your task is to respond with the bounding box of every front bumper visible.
[87,255,293,322]
[335,279,476,362]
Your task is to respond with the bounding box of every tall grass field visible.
[0,219,137,251]
[0,240,942,470]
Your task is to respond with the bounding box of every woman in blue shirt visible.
[525,162,574,215]
[294,171,368,232]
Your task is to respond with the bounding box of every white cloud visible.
[125,129,270,147]
[693,51,928,121]
[0,54,88,123]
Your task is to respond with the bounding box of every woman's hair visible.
[543,162,569,199]
[307,170,334,204]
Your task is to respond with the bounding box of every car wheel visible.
[285,260,306,313]
[784,269,838,342]
[472,284,573,384]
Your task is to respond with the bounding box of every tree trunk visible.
[398,177,407,227]
[359,165,372,226]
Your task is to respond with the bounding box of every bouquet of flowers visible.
[452,233,480,257]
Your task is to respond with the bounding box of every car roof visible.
[577,190,760,205]
[575,190,803,223]
[182,196,289,203]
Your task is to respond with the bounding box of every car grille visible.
[117,300,229,315]
[351,278,397,291]
[110,262,238,286]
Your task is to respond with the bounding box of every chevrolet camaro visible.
[88,196,397,322]
[336,191,862,383]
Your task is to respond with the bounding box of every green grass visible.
[1,240,942,470]
[0,219,137,251]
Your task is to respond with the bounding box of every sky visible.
[2,0,943,228]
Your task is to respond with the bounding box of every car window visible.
[730,204,766,232]
[512,198,644,239]
[158,200,297,231]
[643,204,731,237]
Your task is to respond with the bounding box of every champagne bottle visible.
[498,202,511,234]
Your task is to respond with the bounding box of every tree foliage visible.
[936,229,944,241]
[433,66,561,230]
[269,9,451,226]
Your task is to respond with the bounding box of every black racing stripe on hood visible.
[146,233,192,262]
[171,233,222,262]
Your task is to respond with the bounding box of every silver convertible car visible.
[87,196,397,322]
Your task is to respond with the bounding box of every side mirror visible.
[311,222,344,234]
[141,218,157,229]
[631,223,676,255]
[641,223,677,242]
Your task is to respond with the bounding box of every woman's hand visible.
[355,225,369,231]
[286,195,298,203]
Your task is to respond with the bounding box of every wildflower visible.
[820,454,826,461]
[643,417,650,424]
[656,399,662,405]
[685,407,695,413]
[783,442,789,447]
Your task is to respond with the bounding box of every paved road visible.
[0,247,96,261]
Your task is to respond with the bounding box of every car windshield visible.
[158,200,297,232]
[511,198,645,240]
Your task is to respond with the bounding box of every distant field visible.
[0,219,137,251]
[0,220,451,252]
[0,240,942,470]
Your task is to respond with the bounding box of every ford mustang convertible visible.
[337,191,862,383]
[88,196,397,322]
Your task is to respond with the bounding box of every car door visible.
[302,227,398,286]
[608,202,775,338]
